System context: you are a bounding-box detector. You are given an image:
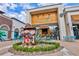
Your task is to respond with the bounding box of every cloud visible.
[0,3,26,23]
[8,4,18,10]
[0,3,18,12]
[18,11,26,22]
[37,3,54,7]
[0,4,8,12]
[5,11,26,23]
[4,12,19,18]
[19,3,37,10]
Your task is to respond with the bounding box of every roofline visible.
[15,20,26,25]
[11,17,26,24]
[0,14,25,25]
[0,14,12,22]
[65,5,79,9]
[0,11,5,14]
[26,3,62,11]
[65,6,79,12]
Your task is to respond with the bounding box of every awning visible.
[38,25,49,29]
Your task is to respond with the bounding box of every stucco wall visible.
[11,19,25,39]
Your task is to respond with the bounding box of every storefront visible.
[26,4,66,41]
[65,6,79,40]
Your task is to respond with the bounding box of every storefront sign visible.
[32,12,57,25]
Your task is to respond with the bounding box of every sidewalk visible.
[61,40,79,56]
[0,41,13,48]
[0,41,13,55]
[40,40,79,56]
[0,40,20,48]
[0,40,20,56]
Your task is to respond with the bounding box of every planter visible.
[10,41,61,55]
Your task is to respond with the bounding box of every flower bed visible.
[10,41,61,55]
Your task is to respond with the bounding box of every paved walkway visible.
[0,41,12,48]
[0,40,79,56]
[60,40,79,56]
[0,40,19,55]
[37,40,79,56]
[40,48,73,56]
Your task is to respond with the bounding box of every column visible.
[58,5,66,41]
[66,13,74,41]
[26,11,32,24]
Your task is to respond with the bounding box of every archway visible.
[14,28,19,40]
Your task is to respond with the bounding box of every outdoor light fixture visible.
[60,13,64,17]
[60,11,67,17]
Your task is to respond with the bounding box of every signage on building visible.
[71,14,79,21]
[31,12,57,25]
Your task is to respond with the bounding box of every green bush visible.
[13,41,60,52]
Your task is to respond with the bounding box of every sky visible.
[0,3,79,23]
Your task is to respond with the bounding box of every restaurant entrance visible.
[49,25,60,40]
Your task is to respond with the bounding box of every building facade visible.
[26,3,66,41]
[65,6,79,40]
[0,13,12,40]
[26,4,79,41]
[0,12,25,40]
[11,17,25,39]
